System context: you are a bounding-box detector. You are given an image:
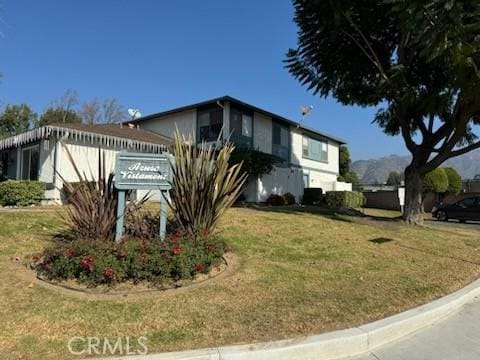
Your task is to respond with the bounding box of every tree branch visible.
[342,12,389,82]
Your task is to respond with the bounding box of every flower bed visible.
[31,232,227,287]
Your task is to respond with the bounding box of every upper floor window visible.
[302,136,328,162]
[272,122,289,166]
[197,107,223,142]
[230,107,253,148]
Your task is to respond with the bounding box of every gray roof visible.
[129,95,346,144]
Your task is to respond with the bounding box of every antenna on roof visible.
[128,108,142,120]
[298,105,313,128]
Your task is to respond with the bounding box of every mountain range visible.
[351,149,480,184]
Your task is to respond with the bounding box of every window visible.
[302,136,328,162]
[230,107,253,148]
[21,145,39,180]
[197,107,223,142]
[458,197,478,208]
[272,123,289,166]
[303,173,309,188]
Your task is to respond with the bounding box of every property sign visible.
[115,152,172,191]
[114,151,173,242]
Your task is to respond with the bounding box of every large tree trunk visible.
[403,164,425,225]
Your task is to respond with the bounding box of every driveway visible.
[425,218,480,230]
[346,296,480,360]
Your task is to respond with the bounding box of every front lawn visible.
[2,206,480,359]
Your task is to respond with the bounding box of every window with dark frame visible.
[272,122,289,166]
[230,107,253,148]
[197,107,223,142]
[21,145,40,180]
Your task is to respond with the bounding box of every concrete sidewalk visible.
[346,296,480,360]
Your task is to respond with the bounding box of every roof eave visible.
[128,95,347,145]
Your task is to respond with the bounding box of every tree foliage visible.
[38,107,82,127]
[286,0,480,224]
[79,98,126,124]
[386,171,403,186]
[423,168,449,194]
[443,167,462,195]
[338,145,359,186]
[0,104,37,138]
[229,148,279,179]
[339,145,352,177]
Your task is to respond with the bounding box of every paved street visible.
[346,296,480,360]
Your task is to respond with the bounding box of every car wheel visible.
[436,210,448,221]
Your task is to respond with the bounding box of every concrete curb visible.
[101,278,480,360]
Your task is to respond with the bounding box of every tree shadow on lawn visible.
[243,204,404,224]
[243,204,355,223]
[369,237,480,266]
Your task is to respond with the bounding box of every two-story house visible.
[130,96,351,202]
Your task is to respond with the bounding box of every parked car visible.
[432,197,480,222]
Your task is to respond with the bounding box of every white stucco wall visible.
[139,109,197,142]
[255,166,304,202]
[290,127,340,175]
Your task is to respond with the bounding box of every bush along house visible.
[0,123,172,204]
[128,96,351,202]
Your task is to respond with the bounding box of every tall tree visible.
[338,145,360,186]
[50,89,79,123]
[38,107,82,127]
[386,171,403,186]
[0,104,37,138]
[339,146,352,177]
[286,0,480,225]
[79,97,126,124]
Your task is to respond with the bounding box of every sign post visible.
[114,152,172,243]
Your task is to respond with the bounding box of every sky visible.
[0,0,407,160]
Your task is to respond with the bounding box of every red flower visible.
[103,267,114,279]
[172,245,182,255]
[31,255,40,263]
[195,264,205,273]
[80,257,95,272]
[202,229,210,238]
[139,252,146,262]
[206,244,216,253]
[66,247,74,257]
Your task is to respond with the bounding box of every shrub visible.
[167,130,247,237]
[266,193,286,206]
[443,167,462,195]
[32,232,227,287]
[302,188,323,205]
[124,210,160,241]
[283,192,296,205]
[423,168,448,194]
[59,145,147,242]
[325,191,365,209]
[0,180,45,206]
[229,148,280,179]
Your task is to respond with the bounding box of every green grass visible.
[1,206,480,359]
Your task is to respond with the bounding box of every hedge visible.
[0,180,45,206]
[302,188,323,205]
[325,191,365,209]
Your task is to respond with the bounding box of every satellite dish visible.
[128,108,142,119]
